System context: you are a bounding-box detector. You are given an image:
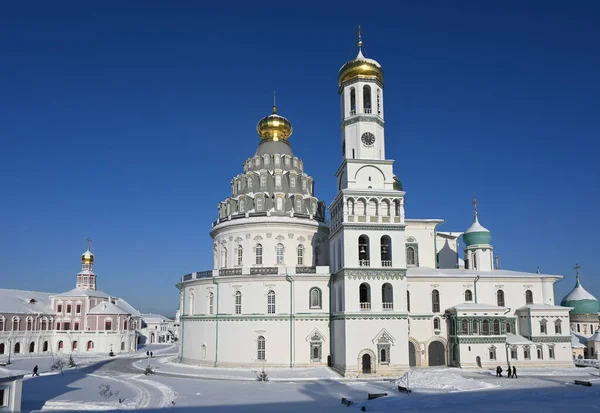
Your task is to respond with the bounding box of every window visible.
[264,155,270,166]
[554,320,562,334]
[540,320,547,335]
[382,283,393,310]
[489,345,496,360]
[239,198,245,213]
[256,197,263,211]
[497,289,505,307]
[310,288,322,309]
[472,320,479,335]
[221,247,228,268]
[380,348,387,363]
[536,346,543,359]
[247,176,253,189]
[407,291,411,312]
[350,88,356,113]
[0,318,3,331]
[41,319,47,331]
[202,344,207,359]
[314,246,320,265]
[76,304,81,314]
[26,318,32,331]
[433,317,441,331]
[359,283,371,310]
[237,245,243,266]
[275,175,281,188]
[255,244,263,264]
[363,85,372,111]
[11,318,19,331]
[0,343,4,355]
[482,320,490,335]
[295,198,302,212]
[14,342,20,354]
[276,243,284,264]
[267,290,275,314]
[510,347,518,360]
[275,156,280,167]
[57,304,63,313]
[73,341,78,351]
[549,346,555,359]
[311,342,322,362]
[523,346,530,359]
[464,289,473,302]
[406,246,416,266]
[257,336,266,360]
[74,322,80,331]
[105,320,112,330]
[276,197,283,210]
[66,304,72,313]
[235,291,242,314]
[297,244,304,265]
[87,341,94,351]
[525,290,533,304]
[43,341,48,352]
[189,292,195,315]
[358,235,370,266]
[208,292,214,315]
[123,321,127,330]
[431,289,440,313]
[29,341,35,353]
[493,320,500,335]
[302,179,307,191]
[290,176,296,189]
[377,88,381,115]
[260,175,267,187]
[380,236,392,266]
[505,322,512,334]
[461,319,469,335]
[58,341,64,351]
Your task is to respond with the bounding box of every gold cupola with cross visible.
[77,237,97,290]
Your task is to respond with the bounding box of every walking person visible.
[507,365,512,378]
[32,365,39,377]
[150,351,153,358]
[496,366,503,377]
[512,365,517,378]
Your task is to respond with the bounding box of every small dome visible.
[338,48,383,87]
[393,175,403,191]
[462,216,492,246]
[81,249,94,264]
[256,106,293,142]
[561,275,599,315]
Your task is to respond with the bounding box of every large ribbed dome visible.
[561,275,599,315]
[338,29,383,87]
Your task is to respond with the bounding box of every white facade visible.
[0,370,23,413]
[177,33,575,375]
[140,314,176,344]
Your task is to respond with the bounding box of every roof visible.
[464,216,490,234]
[505,333,534,346]
[588,329,600,342]
[141,313,173,323]
[0,367,26,381]
[406,267,561,279]
[52,288,112,299]
[88,301,131,315]
[572,333,588,348]
[0,289,54,314]
[116,298,142,317]
[449,303,506,312]
[561,277,597,302]
[516,304,572,312]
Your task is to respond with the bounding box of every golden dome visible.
[256,105,293,142]
[338,28,383,87]
[81,249,94,264]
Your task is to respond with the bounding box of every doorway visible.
[362,354,371,374]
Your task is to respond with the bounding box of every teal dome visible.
[463,215,492,246]
[561,276,599,315]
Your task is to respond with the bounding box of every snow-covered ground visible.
[3,347,600,412]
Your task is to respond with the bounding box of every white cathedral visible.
[176,32,574,376]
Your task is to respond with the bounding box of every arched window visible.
[12,317,19,331]
[347,199,355,215]
[0,317,4,331]
[363,85,372,112]
[235,291,242,315]
[407,291,411,312]
[257,336,266,360]
[87,341,94,351]
[221,247,228,268]
[493,320,500,335]
[554,320,562,334]
[461,319,469,335]
[14,342,20,354]
[314,246,321,265]
[367,199,377,216]
[256,196,264,211]
[26,318,33,331]
[380,236,392,266]
[358,235,370,266]
[540,319,547,334]
[73,341,78,351]
[239,198,245,213]
[464,289,473,302]
[377,88,381,115]
[58,341,64,351]
[505,322,512,334]
[380,348,387,363]
[482,320,490,335]
[43,341,48,352]
[120,342,124,351]
[310,287,322,309]
[236,245,243,266]
[433,317,441,331]
[431,289,440,313]
[276,243,285,265]
[189,291,195,316]
[297,245,304,265]
[359,283,371,310]
[202,344,207,359]
[472,320,479,335]
[255,244,263,265]
[267,290,275,314]
[29,341,35,353]
[0,343,4,355]
[382,283,393,310]
[536,346,543,359]
[406,246,416,266]
[497,289,505,307]
[489,345,496,360]
[276,197,283,210]
[350,88,356,114]
[295,197,302,212]
[208,292,214,315]
[525,290,533,304]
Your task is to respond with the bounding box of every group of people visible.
[495,365,517,378]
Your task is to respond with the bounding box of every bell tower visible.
[77,237,97,290]
[329,28,409,377]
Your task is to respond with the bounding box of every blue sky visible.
[1,2,598,316]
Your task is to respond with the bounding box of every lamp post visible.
[7,338,11,365]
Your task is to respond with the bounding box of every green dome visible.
[560,276,599,315]
[463,215,492,246]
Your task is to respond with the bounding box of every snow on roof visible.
[464,216,489,234]
[0,367,26,380]
[562,280,597,302]
[449,303,506,312]
[53,288,112,298]
[407,267,561,279]
[88,301,131,315]
[0,289,54,314]
[142,313,173,323]
[116,298,141,318]
[588,329,600,342]
[516,304,572,312]
[505,333,534,346]
[572,333,587,348]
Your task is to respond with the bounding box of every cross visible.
[357,25,362,48]
[473,197,478,216]
[87,237,91,250]
[574,263,580,280]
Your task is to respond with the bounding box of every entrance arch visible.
[409,341,417,367]
[428,341,446,366]
[357,349,376,374]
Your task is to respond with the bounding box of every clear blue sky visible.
[1,2,598,316]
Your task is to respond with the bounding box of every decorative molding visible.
[341,115,385,128]
[245,234,251,239]
[331,313,408,321]
[343,268,406,280]
[275,235,285,241]
[253,235,263,241]
[266,233,272,238]
[288,233,294,239]
[344,223,406,231]
[297,236,306,242]
[530,336,571,343]
[373,328,395,345]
